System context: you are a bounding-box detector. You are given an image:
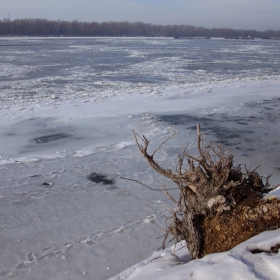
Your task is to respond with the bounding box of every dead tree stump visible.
[133,124,280,259]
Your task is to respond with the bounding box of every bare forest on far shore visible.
[1,18,280,39]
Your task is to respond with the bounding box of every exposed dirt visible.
[251,243,280,254]
[202,196,280,256]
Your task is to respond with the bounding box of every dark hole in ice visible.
[41,182,53,187]
[32,133,70,143]
[86,172,114,185]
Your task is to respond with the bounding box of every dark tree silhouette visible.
[0,18,279,38]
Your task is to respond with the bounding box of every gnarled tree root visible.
[132,123,280,259]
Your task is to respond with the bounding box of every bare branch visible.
[120,176,178,191]
[152,132,178,157]
[160,185,181,208]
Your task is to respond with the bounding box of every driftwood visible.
[132,124,280,259]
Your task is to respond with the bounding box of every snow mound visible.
[111,228,280,280]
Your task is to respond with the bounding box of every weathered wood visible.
[132,124,280,259]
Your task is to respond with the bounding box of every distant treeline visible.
[1,18,280,38]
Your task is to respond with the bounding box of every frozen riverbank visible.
[110,227,280,280]
[0,77,280,279]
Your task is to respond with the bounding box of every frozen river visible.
[0,37,280,279]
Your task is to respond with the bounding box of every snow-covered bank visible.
[0,78,279,280]
[110,227,280,280]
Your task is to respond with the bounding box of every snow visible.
[111,228,280,280]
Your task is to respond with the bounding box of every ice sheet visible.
[0,79,280,279]
[1,38,280,280]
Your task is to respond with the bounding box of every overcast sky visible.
[1,0,280,31]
